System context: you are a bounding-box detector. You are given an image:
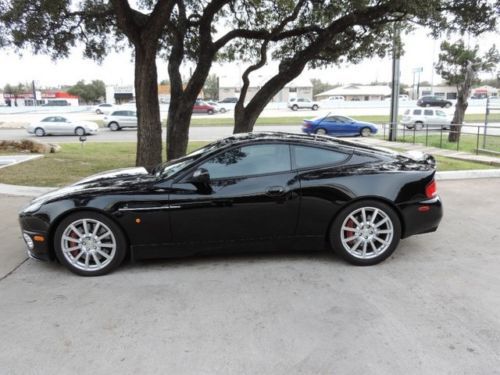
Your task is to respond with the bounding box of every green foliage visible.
[311,78,337,97]
[67,80,106,103]
[203,74,219,100]
[435,41,500,87]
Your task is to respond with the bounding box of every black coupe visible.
[19,132,443,276]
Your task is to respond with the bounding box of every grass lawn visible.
[0,142,208,187]
[392,131,500,154]
[0,141,496,187]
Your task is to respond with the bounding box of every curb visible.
[1,169,500,198]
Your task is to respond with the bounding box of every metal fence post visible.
[476,125,480,155]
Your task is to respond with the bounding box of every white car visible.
[288,98,319,111]
[209,100,234,113]
[95,103,114,114]
[27,116,99,137]
[104,110,138,131]
[401,108,452,130]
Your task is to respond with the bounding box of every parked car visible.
[218,97,238,103]
[302,115,378,137]
[288,98,319,111]
[104,110,138,131]
[95,103,114,114]
[401,108,452,130]
[18,132,442,276]
[417,96,452,108]
[214,100,236,113]
[27,116,99,137]
[320,96,345,102]
[206,101,230,113]
[193,100,217,114]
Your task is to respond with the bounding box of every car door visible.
[49,117,69,134]
[129,111,138,127]
[168,143,301,248]
[324,116,349,135]
[423,109,435,128]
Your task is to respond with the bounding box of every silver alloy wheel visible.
[340,206,394,260]
[61,218,117,272]
[109,122,119,131]
[361,127,371,137]
[315,128,327,135]
[35,128,45,137]
[75,127,85,136]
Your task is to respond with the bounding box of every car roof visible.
[207,132,394,157]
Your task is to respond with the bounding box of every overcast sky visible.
[0,27,498,89]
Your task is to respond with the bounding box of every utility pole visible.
[389,24,401,141]
[31,80,37,107]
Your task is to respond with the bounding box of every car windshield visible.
[153,141,224,179]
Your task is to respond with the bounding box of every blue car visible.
[302,115,378,137]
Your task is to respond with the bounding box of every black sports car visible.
[19,132,443,276]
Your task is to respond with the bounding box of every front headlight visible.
[22,201,43,214]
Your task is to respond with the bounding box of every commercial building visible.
[2,91,79,106]
[218,76,313,102]
[315,84,391,101]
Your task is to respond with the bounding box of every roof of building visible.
[219,75,312,88]
[316,84,391,97]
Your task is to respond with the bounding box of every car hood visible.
[26,167,155,208]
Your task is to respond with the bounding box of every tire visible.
[329,200,401,266]
[360,127,371,137]
[53,211,127,276]
[425,103,431,107]
[445,103,452,108]
[96,109,102,114]
[75,127,86,136]
[207,109,214,115]
[414,121,424,131]
[312,104,319,111]
[34,127,45,137]
[292,104,299,111]
[315,128,327,135]
[109,122,120,131]
[219,108,226,113]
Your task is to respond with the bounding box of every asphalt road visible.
[1,123,499,143]
[1,178,500,374]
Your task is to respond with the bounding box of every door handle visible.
[266,186,286,196]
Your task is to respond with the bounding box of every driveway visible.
[1,179,499,374]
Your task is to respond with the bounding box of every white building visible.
[218,76,313,102]
[315,84,391,101]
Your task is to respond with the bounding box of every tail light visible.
[303,121,312,128]
[425,179,437,198]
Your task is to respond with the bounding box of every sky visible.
[0,27,498,89]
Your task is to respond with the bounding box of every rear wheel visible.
[312,104,319,111]
[75,127,86,136]
[445,102,452,108]
[425,103,431,107]
[315,128,327,135]
[292,104,299,111]
[219,108,226,113]
[330,200,401,265]
[34,127,45,137]
[109,122,120,131]
[54,211,127,276]
[360,127,371,137]
[207,109,214,115]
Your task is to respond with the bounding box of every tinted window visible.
[424,110,433,116]
[41,117,54,122]
[200,144,291,179]
[436,110,446,117]
[111,111,123,116]
[294,145,348,169]
[413,109,422,115]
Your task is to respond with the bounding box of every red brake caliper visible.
[70,231,79,257]
[345,219,355,243]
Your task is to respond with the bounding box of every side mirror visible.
[192,168,210,184]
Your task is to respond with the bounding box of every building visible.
[105,84,201,104]
[218,76,313,102]
[2,91,79,106]
[420,86,457,99]
[315,84,391,101]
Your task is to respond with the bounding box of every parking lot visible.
[1,178,500,374]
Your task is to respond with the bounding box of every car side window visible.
[413,109,422,115]
[199,144,291,179]
[293,145,348,169]
[436,110,446,117]
[424,110,433,116]
[42,117,53,122]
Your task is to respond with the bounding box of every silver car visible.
[104,110,138,131]
[27,116,99,136]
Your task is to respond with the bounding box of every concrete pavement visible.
[1,179,500,374]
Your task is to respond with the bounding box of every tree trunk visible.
[134,45,162,170]
[166,97,195,160]
[234,103,261,133]
[448,96,467,142]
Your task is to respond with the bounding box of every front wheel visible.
[360,127,371,137]
[291,104,298,111]
[330,201,401,265]
[207,109,214,115]
[219,108,226,113]
[445,103,452,108]
[311,104,319,111]
[54,211,127,276]
[414,122,424,131]
[75,127,86,136]
[109,122,120,131]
